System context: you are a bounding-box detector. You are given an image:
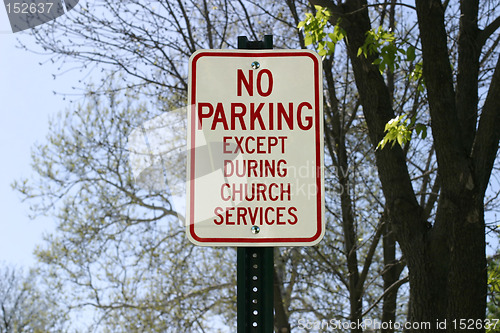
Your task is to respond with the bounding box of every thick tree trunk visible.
[333,1,447,329]
[306,0,496,331]
[415,1,487,330]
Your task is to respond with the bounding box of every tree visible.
[305,0,500,331]
[21,1,399,331]
[15,0,500,332]
[0,264,69,332]
[16,86,238,332]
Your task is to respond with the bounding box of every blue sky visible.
[0,4,497,270]
[0,9,80,267]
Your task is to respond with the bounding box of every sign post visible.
[187,35,324,332]
[236,36,274,333]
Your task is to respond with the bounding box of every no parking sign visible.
[187,49,324,246]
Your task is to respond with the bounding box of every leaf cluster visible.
[298,5,345,56]
[377,114,427,150]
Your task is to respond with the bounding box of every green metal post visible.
[237,35,274,333]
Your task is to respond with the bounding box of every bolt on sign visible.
[187,49,324,246]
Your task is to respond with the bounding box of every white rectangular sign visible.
[187,49,324,246]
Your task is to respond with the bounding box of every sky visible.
[0,8,80,268]
[0,2,498,271]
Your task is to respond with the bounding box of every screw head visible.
[251,226,260,234]
[251,61,260,69]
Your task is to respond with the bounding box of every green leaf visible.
[304,34,314,46]
[415,123,427,139]
[326,41,336,53]
[377,137,388,150]
[406,45,416,61]
[396,133,404,146]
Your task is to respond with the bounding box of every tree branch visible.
[361,276,409,317]
[472,53,500,197]
[415,0,471,193]
[356,219,384,292]
[478,15,500,49]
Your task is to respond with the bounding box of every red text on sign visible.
[220,182,291,202]
[237,69,273,97]
[223,159,287,177]
[213,206,298,225]
[197,102,313,130]
[223,136,287,154]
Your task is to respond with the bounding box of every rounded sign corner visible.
[186,226,204,246]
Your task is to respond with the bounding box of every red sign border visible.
[188,50,323,245]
